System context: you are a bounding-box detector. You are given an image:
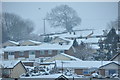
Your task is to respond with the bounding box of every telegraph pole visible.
[62,61,63,75]
[43,19,46,35]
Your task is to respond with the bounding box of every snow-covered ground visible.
[21,73,83,78]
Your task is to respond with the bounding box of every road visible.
[2,78,120,80]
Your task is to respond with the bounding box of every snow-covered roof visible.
[56,61,119,69]
[89,44,100,49]
[92,29,104,36]
[76,38,101,44]
[60,53,82,61]
[20,40,41,44]
[0,60,21,68]
[8,40,19,45]
[58,37,73,42]
[99,62,120,68]
[4,40,73,52]
[28,40,42,44]
[50,29,104,39]
[50,31,92,38]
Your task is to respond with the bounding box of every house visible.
[3,38,74,60]
[55,61,117,76]
[2,40,19,48]
[0,60,27,78]
[19,40,41,46]
[110,53,120,61]
[44,53,82,62]
[99,62,120,77]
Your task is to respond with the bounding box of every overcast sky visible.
[2,2,118,34]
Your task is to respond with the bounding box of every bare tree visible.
[73,42,95,60]
[46,5,81,32]
[2,12,34,42]
[107,17,120,31]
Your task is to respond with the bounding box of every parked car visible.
[91,73,105,79]
[91,73,98,78]
[112,73,119,78]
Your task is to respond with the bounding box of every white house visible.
[99,62,120,77]
[3,38,74,60]
[55,60,118,76]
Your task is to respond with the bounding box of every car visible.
[91,73,98,78]
[112,73,119,78]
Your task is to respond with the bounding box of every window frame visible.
[29,51,35,55]
[83,69,90,75]
[48,50,52,55]
[8,52,14,55]
[19,51,24,56]
[40,50,44,55]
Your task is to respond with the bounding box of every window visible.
[19,51,24,56]
[83,69,90,75]
[109,69,116,75]
[3,69,10,76]
[48,50,52,55]
[8,52,14,55]
[40,51,44,55]
[29,51,35,55]
[58,50,64,54]
[60,50,64,53]
[105,70,109,76]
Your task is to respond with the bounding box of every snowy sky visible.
[2,2,118,34]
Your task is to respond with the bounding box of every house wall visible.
[0,67,2,78]
[24,51,29,58]
[3,42,17,47]
[57,67,92,76]
[4,52,8,60]
[51,38,67,44]
[4,50,60,60]
[39,50,58,57]
[44,54,72,62]
[2,68,10,78]
[65,47,74,56]
[74,69,83,75]
[11,62,26,78]
[23,62,34,67]
[14,51,19,59]
[99,69,105,76]
[35,51,40,58]
[14,51,29,59]
[20,41,35,46]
